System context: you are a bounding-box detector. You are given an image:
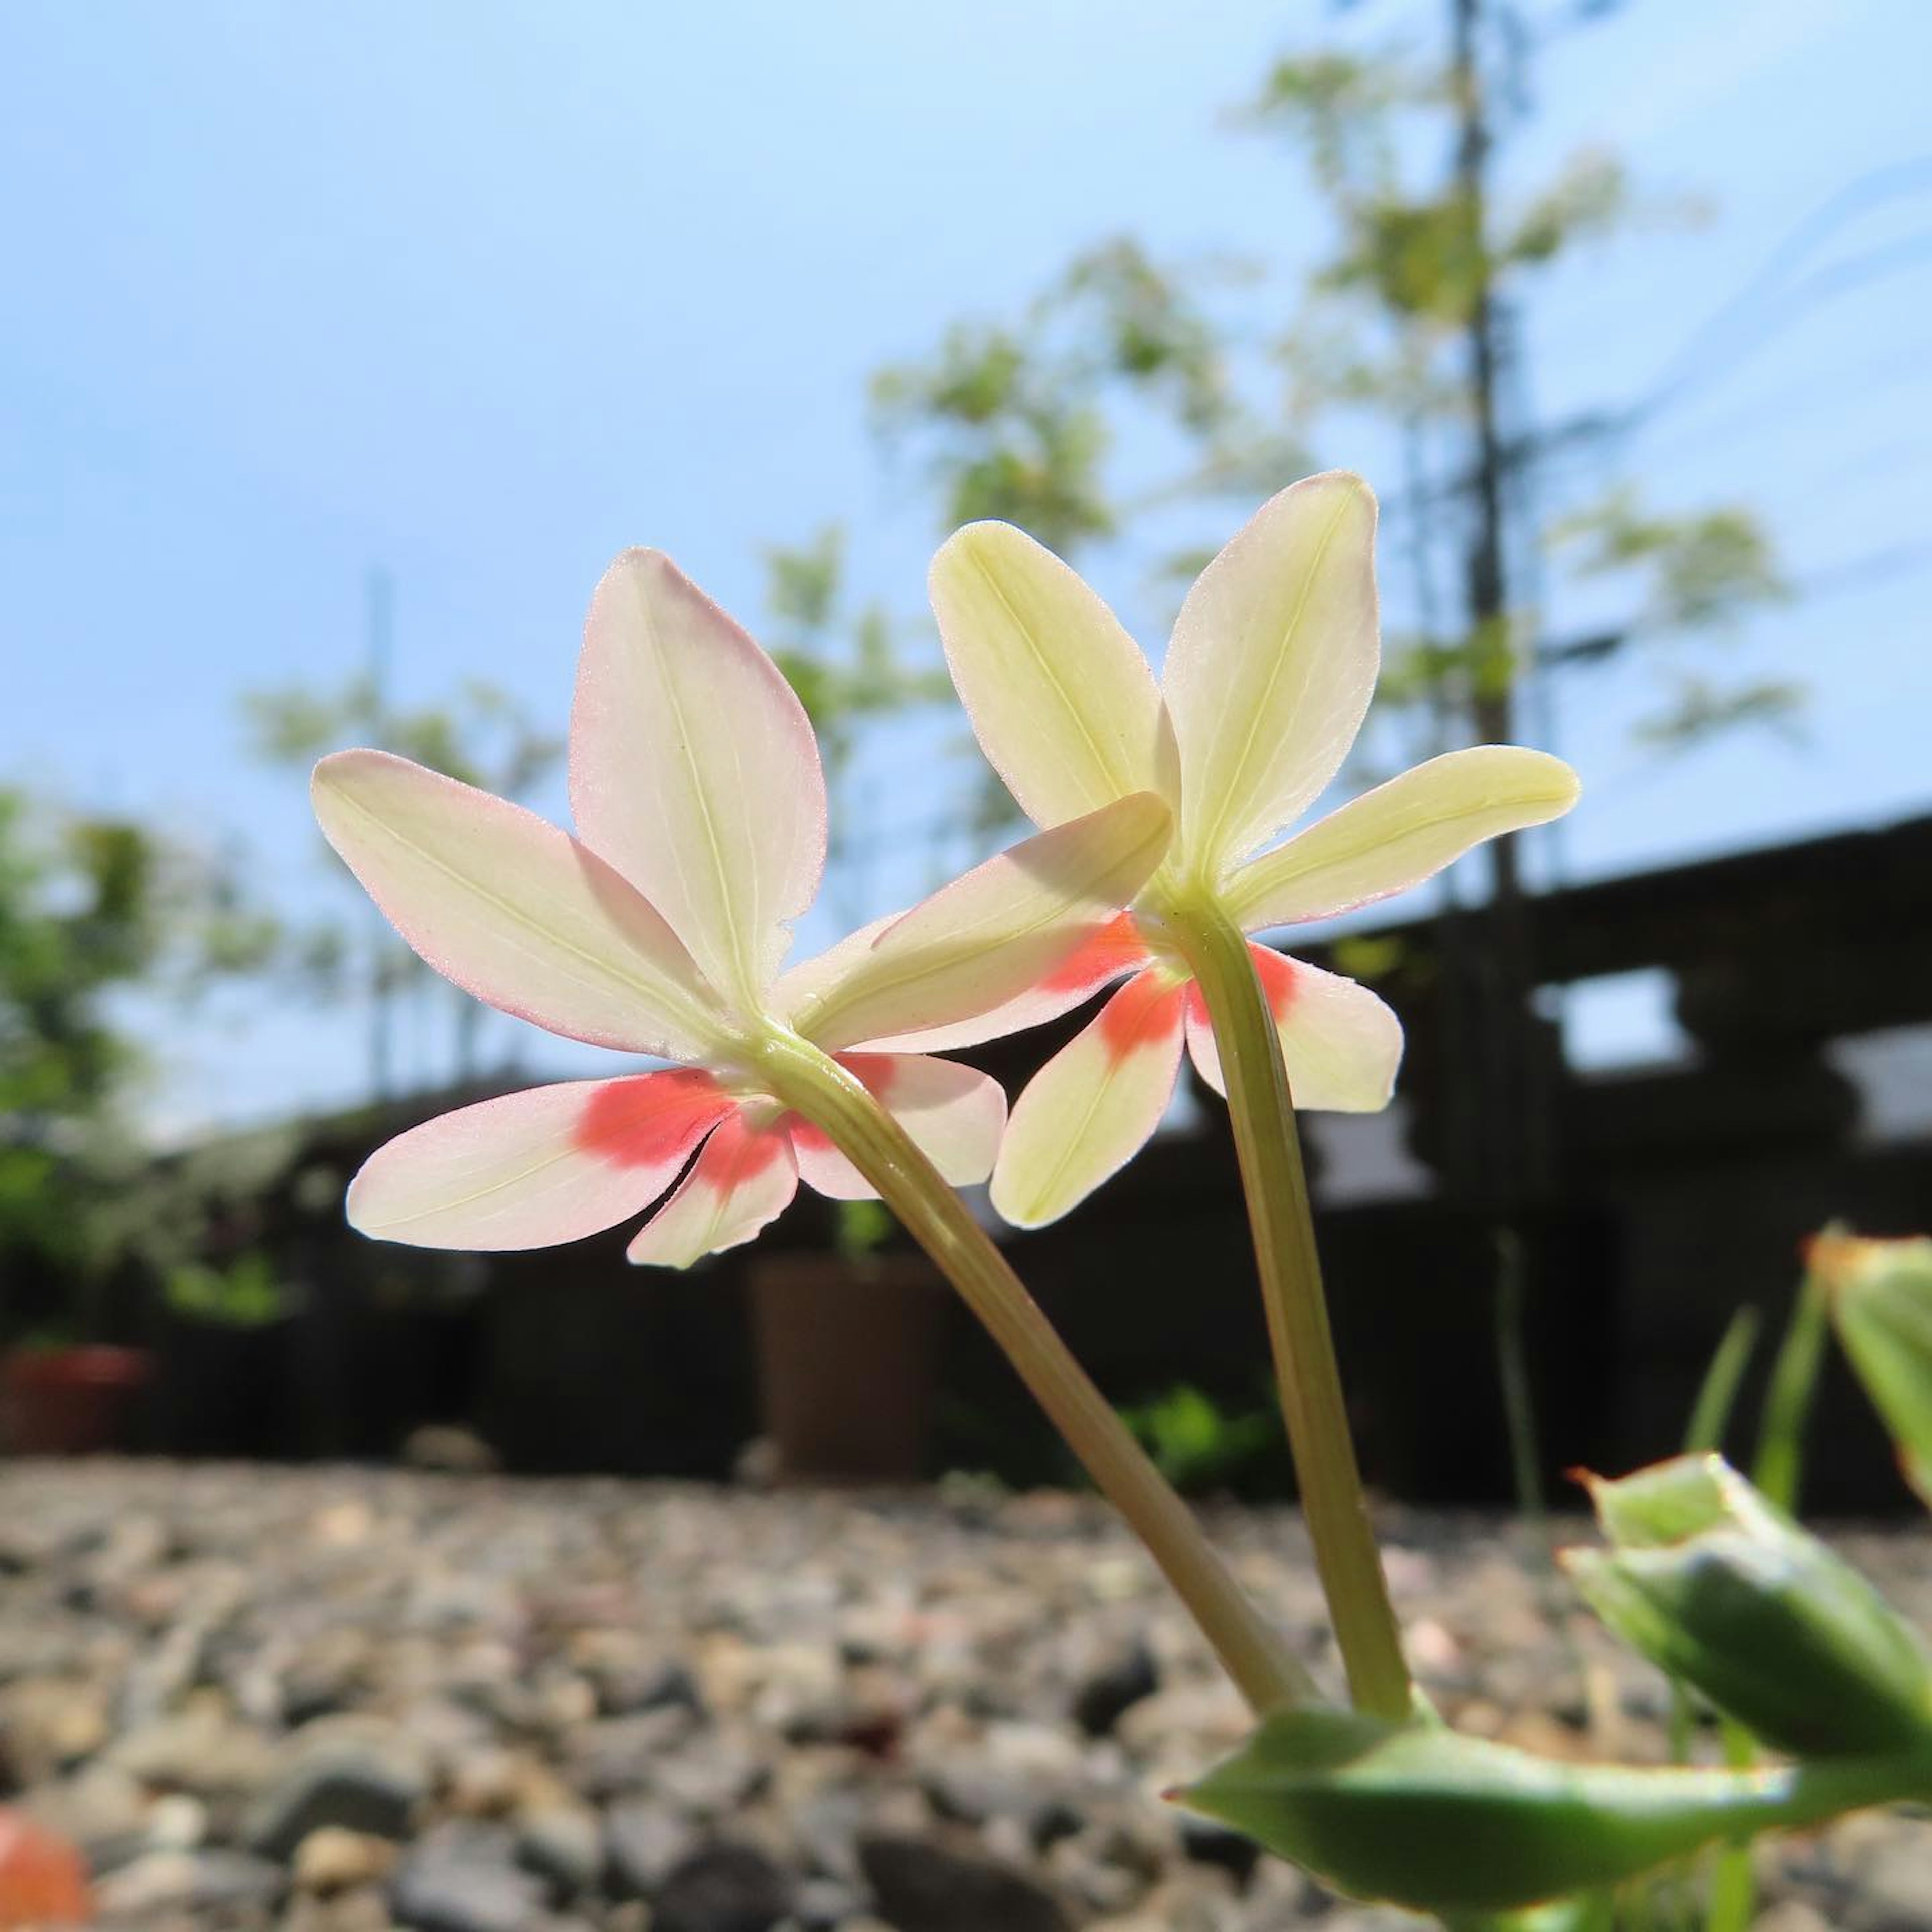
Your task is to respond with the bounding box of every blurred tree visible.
[872,0,1793,1205]
[0,786,278,1330]
[243,656,562,1099]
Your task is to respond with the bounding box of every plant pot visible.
[0,1346,151,1456]
[748,1253,943,1483]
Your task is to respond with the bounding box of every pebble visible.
[0,1460,1928,1932]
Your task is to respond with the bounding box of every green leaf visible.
[1179,1704,1932,1914]
[1566,1455,1932,1758]
[1818,1233,1932,1506]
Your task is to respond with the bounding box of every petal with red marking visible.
[790,1053,1007,1199]
[783,792,1171,1053]
[1162,472,1380,871]
[346,1071,735,1251]
[312,750,722,1060]
[1184,945,1402,1112]
[625,1109,799,1268]
[1224,746,1581,931]
[990,970,1188,1228]
[573,549,828,1005]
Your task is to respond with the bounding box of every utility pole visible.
[1446,0,1550,1208]
[364,567,395,1104]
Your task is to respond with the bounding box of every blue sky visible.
[2,1,1927,1132]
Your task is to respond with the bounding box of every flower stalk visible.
[757,1024,1315,1717]
[1171,894,1412,1721]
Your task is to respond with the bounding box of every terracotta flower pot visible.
[0,1345,151,1456]
[748,1254,943,1483]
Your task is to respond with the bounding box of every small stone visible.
[281,1883,397,1932]
[1071,1642,1159,1738]
[391,1823,548,1932]
[0,1676,110,1782]
[857,1834,1070,1932]
[245,1725,428,1860]
[1177,1817,1261,1887]
[514,1803,602,1899]
[605,1798,696,1899]
[145,1792,206,1850]
[93,1846,283,1915]
[653,1843,794,1932]
[294,1827,399,1894]
[108,1696,279,1797]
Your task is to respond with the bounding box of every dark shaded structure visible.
[104,813,1932,1511]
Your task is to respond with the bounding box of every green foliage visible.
[832,1198,895,1263]
[0,787,277,1290]
[163,1248,299,1329]
[245,669,564,1086]
[244,674,561,799]
[762,524,953,773]
[873,11,1790,785]
[1120,1382,1279,1494]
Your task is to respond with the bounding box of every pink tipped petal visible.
[787,792,1172,1053]
[990,970,1188,1229]
[312,750,722,1060]
[929,521,1178,829]
[1224,746,1582,932]
[1184,944,1403,1112]
[625,1108,799,1269]
[574,550,828,1006]
[1162,472,1381,871]
[345,1072,735,1251]
[792,1050,1007,1200]
[786,1053,1006,1199]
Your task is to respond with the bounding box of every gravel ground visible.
[1,1461,1928,1931]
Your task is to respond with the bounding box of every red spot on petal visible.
[1095,969,1186,1060]
[574,1070,732,1169]
[1248,944,1300,1021]
[0,1807,92,1926]
[1039,912,1151,994]
[702,1108,790,1184]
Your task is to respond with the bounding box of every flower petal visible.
[929,520,1178,828]
[1185,945,1402,1112]
[991,970,1188,1228]
[783,792,1172,1053]
[1162,472,1380,871]
[625,1108,799,1269]
[346,1071,736,1251]
[1224,746,1582,931]
[790,1053,1007,1199]
[574,549,828,1006]
[312,750,722,1059]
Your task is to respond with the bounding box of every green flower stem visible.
[758,1028,1314,1717]
[1172,898,1412,1721]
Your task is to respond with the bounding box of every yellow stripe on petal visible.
[788,793,1171,1053]
[1163,473,1380,872]
[930,521,1177,829]
[1185,946,1402,1113]
[575,550,828,1007]
[990,970,1187,1229]
[1224,746,1580,932]
[312,749,723,1061]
